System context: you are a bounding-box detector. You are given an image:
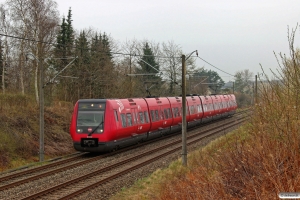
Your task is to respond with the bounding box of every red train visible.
[69,94,237,152]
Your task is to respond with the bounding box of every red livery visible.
[70,94,237,152]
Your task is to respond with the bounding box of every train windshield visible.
[77,111,104,126]
[76,102,106,133]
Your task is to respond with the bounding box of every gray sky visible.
[55,0,300,82]
[6,0,300,82]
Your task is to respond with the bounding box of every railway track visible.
[0,110,249,199]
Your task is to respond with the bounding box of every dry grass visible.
[0,94,75,172]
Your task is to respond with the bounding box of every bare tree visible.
[120,39,139,97]
[160,41,182,95]
[0,3,11,94]
[7,0,59,103]
[234,69,254,94]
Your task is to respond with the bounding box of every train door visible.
[160,105,167,127]
[131,108,139,134]
[113,109,120,130]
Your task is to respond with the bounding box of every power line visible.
[0,33,181,58]
[197,56,235,76]
[1,32,237,77]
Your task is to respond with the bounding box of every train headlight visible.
[77,129,83,133]
[97,129,103,133]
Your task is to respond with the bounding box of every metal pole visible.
[130,54,132,97]
[181,54,187,166]
[39,58,44,162]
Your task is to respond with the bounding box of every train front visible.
[70,99,110,152]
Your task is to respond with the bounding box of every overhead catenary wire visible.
[197,56,235,77]
[0,32,236,77]
[0,33,180,58]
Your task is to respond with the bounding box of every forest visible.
[0,0,253,106]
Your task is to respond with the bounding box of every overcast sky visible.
[4,0,300,82]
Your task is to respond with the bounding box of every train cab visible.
[70,99,108,152]
[70,98,151,152]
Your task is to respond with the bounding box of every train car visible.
[70,98,151,152]
[211,95,223,120]
[70,94,237,153]
[228,94,238,116]
[144,97,173,139]
[219,94,230,118]
[167,97,182,133]
[186,95,203,128]
[199,95,214,124]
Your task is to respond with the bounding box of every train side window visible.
[174,107,179,117]
[121,114,126,127]
[114,110,119,122]
[155,110,159,121]
[139,112,145,124]
[132,112,137,125]
[164,109,169,119]
[136,113,139,124]
[167,108,171,118]
[198,105,202,113]
[160,110,164,120]
[151,110,155,122]
[144,111,150,123]
[126,113,132,126]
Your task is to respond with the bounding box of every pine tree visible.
[73,30,91,100]
[191,69,224,94]
[137,42,159,75]
[55,17,67,67]
[66,8,74,55]
[52,8,75,101]
[137,42,161,96]
[89,32,115,98]
[55,8,74,68]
